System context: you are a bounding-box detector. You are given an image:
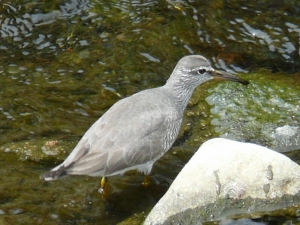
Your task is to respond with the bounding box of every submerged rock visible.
[144,138,300,225]
[0,139,74,162]
[205,73,300,152]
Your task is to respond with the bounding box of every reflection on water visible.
[1,0,300,224]
[2,0,300,70]
[1,0,92,52]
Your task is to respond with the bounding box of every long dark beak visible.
[212,70,249,85]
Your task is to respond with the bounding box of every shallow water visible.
[1,0,300,224]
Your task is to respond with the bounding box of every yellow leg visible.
[98,177,107,194]
[142,175,150,187]
[101,177,107,189]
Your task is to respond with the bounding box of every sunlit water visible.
[1,0,300,224]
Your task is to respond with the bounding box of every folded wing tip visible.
[40,165,67,181]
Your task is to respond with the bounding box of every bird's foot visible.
[142,175,150,187]
[98,187,105,194]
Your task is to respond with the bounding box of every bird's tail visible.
[40,164,67,181]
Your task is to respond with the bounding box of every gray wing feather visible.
[60,88,181,176]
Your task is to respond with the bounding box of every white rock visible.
[144,138,300,225]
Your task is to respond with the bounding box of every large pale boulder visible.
[144,138,300,225]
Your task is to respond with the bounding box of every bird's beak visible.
[212,70,249,85]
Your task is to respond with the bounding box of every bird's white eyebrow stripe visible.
[191,66,214,72]
[182,66,214,72]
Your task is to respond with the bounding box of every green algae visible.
[0,139,75,162]
[206,70,300,151]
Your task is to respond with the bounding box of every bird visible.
[41,55,249,193]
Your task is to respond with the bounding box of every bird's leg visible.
[142,175,150,187]
[98,177,107,194]
[101,176,107,189]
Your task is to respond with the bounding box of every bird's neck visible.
[164,74,197,112]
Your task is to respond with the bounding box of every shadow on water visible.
[1,0,300,224]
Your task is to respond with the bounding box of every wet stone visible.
[9,208,24,215]
[0,139,73,162]
[144,138,300,224]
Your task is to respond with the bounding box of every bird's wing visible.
[63,89,181,176]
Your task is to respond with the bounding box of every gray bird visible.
[42,55,248,192]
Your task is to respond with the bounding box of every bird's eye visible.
[198,69,206,74]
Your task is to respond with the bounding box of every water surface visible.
[1,0,300,224]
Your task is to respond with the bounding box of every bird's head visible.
[168,55,249,88]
